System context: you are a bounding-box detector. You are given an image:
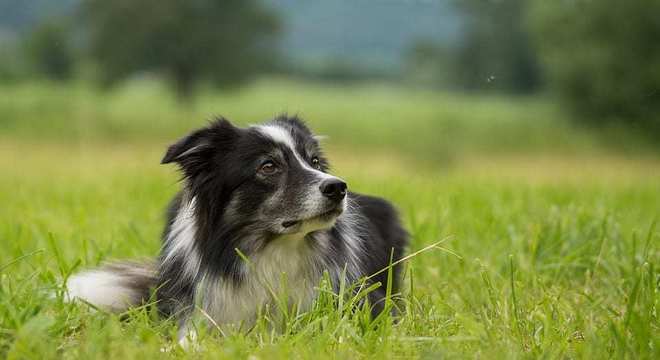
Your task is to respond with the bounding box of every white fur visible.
[334,199,367,279]
[66,270,138,311]
[200,236,322,327]
[255,124,297,153]
[162,195,201,280]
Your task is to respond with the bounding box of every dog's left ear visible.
[161,129,209,165]
[161,118,239,168]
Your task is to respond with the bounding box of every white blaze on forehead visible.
[255,124,333,178]
[256,124,298,152]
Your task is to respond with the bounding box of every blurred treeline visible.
[0,0,658,134]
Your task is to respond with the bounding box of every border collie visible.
[66,116,408,345]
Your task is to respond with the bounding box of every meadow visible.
[1,78,658,359]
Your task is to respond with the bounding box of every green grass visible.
[0,79,659,358]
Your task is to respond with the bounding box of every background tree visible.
[24,20,74,81]
[529,0,660,131]
[452,0,541,93]
[81,0,280,101]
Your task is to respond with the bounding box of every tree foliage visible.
[529,0,660,131]
[453,0,541,93]
[24,21,74,81]
[81,0,280,100]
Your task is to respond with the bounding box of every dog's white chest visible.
[200,239,321,326]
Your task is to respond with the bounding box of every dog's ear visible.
[161,118,238,167]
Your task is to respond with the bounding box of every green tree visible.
[81,0,280,101]
[529,0,660,131]
[24,21,75,81]
[453,0,541,93]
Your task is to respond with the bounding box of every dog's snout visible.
[320,179,347,201]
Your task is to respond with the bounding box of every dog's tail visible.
[65,261,158,312]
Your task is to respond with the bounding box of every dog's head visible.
[162,116,347,238]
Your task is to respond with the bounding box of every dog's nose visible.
[320,179,347,201]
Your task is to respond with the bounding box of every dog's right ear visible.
[161,118,238,168]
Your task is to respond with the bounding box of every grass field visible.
[1,79,658,358]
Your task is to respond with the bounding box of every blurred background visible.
[3,3,659,357]
[1,0,659,176]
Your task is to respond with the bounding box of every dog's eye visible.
[311,157,321,169]
[259,161,278,175]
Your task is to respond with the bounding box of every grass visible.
[0,79,658,358]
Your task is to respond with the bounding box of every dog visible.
[66,115,408,345]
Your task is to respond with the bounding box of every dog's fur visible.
[66,116,408,343]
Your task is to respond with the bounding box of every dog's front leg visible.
[158,311,198,353]
[177,314,199,350]
[155,264,199,350]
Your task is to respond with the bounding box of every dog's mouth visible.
[281,220,300,228]
[281,207,344,229]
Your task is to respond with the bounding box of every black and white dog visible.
[66,116,408,344]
